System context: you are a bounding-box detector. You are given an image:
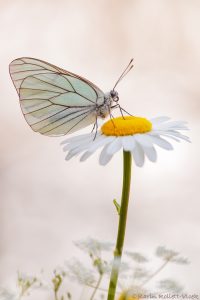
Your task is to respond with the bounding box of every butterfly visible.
[9,57,133,137]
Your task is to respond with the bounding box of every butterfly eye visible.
[110,90,118,97]
[110,90,119,102]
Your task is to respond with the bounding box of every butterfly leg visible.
[113,104,133,118]
[93,122,98,140]
[108,106,116,128]
[91,120,96,133]
[111,104,125,119]
[92,113,98,141]
[119,105,125,119]
[119,106,133,117]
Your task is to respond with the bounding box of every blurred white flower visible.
[132,267,149,279]
[158,279,184,293]
[74,237,113,257]
[156,246,189,264]
[125,251,149,263]
[61,116,190,167]
[0,288,19,300]
[171,257,189,264]
[156,246,179,259]
[0,272,45,300]
[65,259,96,285]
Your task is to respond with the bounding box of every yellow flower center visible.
[101,116,152,136]
[118,292,140,300]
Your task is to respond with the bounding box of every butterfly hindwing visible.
[9,57,105,136]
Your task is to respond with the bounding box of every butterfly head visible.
[110,90,119,102]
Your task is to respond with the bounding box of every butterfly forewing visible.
[9,57,105,136]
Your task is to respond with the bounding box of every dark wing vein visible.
[63,75,98,104]
[12,69,45,74]
[69,74,99,100]
[30,106,69,126]
[58,74,75,92]
[32,74,75,92]
[20,58,67,73]
[20,74,97,104]
[66,112,93,135]
[31,106,91,127]
[24,103,53,115]
[20,88,61,94]
[60,75,98,104]
[21,98,93,109]
[42,109,92,135]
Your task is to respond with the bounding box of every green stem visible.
[90,274,103,300]
[140,257,172,287]
[54,290,59,300]
[107,151,132,300]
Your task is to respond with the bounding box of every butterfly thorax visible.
[96,90,119,119]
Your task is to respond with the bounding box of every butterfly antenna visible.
[113,58,134,90]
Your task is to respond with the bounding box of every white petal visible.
[122,136,136,151]
[170,123,189,130]
[166,130,191,142]
[80,150,96,161]
[65,141,94,160]
[61,133,95,145]
[143,146,157,162]
[134,134,153,148]
[65,148,83,160]
[171,127,189,131]
[133,136,157,163]
[165,120,188,127]
[99,144,114,165]
[88,136,114,152]
[149,131,181,142]
[106,138,122,155]
[131,142,145,167]
[155,121,189,131]
[80,137,114,162]
[147,134,173,150]
[151,116,170,124]
[63,135,95,151]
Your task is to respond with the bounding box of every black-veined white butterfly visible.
[9,57,133,137]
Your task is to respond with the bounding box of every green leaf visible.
[113,199,121,215]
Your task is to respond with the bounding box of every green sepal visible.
[113,199,121,215]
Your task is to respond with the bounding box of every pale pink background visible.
[0,0,199,295]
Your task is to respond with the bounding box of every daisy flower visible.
[61,115,190,300]
[61,116,190,167]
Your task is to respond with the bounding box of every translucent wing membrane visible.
[9,57,105,136]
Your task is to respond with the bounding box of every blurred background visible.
[0,0,199,295]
